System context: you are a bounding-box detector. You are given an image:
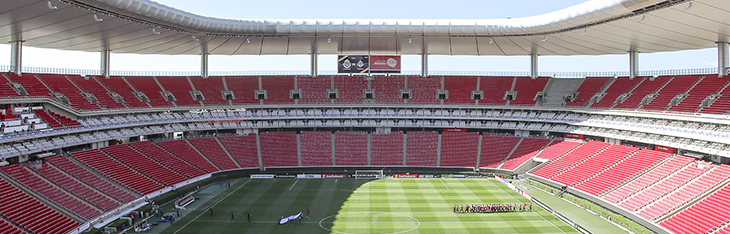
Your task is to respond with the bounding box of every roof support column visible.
[201,53,209,78]
[311,53,318,77]
[10,41,22,75]
[421,53,428,77]
[101,49,111,78]
[718,42,728,77]
[530,53,538,79]
[629,50,639,79]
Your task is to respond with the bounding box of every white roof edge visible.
[87,0,668,36]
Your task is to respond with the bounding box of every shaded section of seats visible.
[335,131,368,165]
[614,76,671,109]
[298,76,330,104]
[33,110,62,128]
[479,135,520,168]
[100,144,187,186]
[511,77,548,105]
[129,141,207,178]
[260,132,298,167]
[217,135,259,168]
[574,149,669,196]
[565,77,610,107]
[406,131,438,166]
[124,76,171,107]
[590,77,642,108]
[670,76,729,112]
[95,76,149,108]
[300,131,333,166]
[440,131,479,167]
[5,73,50,97]
[0,177,79,234]
[479,76,513,105]
[407,76,440,104]
[68,75,126,109]
[189,76,229,105]
[372,76,404,104]
[500,138,551,170]
[156,140,219,173]
[46,156,137,203]
[188,138,239,170]
[642,75,701,110]
[371,131,404,166]
[261,76,294,104]
[156,76,198,106]
[225,76,259,104]
[37,74,100,110]
[71,149,164,195]
[444,76,477,104]
[1,164,101,220]
[32,162,121,211]
[334,76,367,103]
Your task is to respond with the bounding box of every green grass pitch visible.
[161,178,577,234]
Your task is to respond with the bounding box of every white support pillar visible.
[629,50,639,79]
[201,53,209,78]
[10,41,22,75]
[718,42,729,77]
[421,53,428,77]
[101,50,111,78]
[530,53,538,79]
[310,53,318,77]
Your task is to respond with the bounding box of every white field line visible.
[289,179,299,190]
[486,179,566,234]
[440,180,450,190]
[172,178,252,234]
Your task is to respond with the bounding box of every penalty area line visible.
[440,180,449,190]
[289,179,299,190]
[172,178,252,234]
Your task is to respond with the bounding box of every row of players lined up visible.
[453,203,532,213]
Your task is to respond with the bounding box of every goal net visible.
[354,170,384,180]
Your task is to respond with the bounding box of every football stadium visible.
[0,0,729,233]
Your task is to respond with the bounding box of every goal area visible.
[354,170,384,180]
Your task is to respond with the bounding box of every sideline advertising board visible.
[393,174,418,178]
[250,174,275,179]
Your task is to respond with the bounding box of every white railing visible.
[0,65,717,78]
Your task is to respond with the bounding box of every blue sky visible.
[0,0,718,74]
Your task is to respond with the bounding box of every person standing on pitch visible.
[307,208,310,219]
[247,212,251,223]
[209,208,213,216]
[299,214,303,224]
[231,211,234,220]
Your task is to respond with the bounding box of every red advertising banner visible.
[444,128,467,132]
[324,174,346,178]
[393,174,418,178]
[564,133,584,139]
[655,145,676,154]
[369,55,401,73]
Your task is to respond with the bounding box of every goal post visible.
[354,170,384,180]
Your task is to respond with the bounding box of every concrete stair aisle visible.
[150,141,212,173]
[97,149,168,187]
[586,77,617,107]
[0,169,85,222]
[44,161,123,204]
[526,141,585,174]
[92,76,130,108]
[63,75,103,109]
[636,165,715,214]
[660,177,730,224]
[185,139,223,171]
[66,156,142,197]
[572,148,640,187]
[119,76,153,108]
[547,144,610,179]
[186,76,205,107]
[599,154,676,197]
[637,76,675,109]
[215,137,242,168]
[697,79,730,113]
[512,139,554,173]
[609,77,646,108]
[496,137,524,169]
[127,144,191,179]
[665,75,705,111]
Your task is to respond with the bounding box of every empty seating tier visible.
[45,156,138,202]
[300,131,333,166]
[260,132,298,167]
[440,131,479,167]
[33,110,62,128]
[188,138,239,170]
[100,144,187,186]
[124,76,172,107]
[0,178,79,234]
[371,132,404,166]
[511,77,548,105]
[532,141,609,179]
[68,75,126,109]
[479,135,521,168]
[574,149,669,196]
[188,76,229,105]
[334,76,368,103]
[590,77,641,108]
[565,77,610,107]
[156,76,199,106]
[614,76,671,109]
[642,75,701,110]
[1,164,101,220]
[406,131,438,166]
[129,141,207,178]
[298,76,331,104]
[444,76,478,104]
[5,73,50,97]
[224,76,259,104]
[217,135,259,168]
[335,131,368,165]
[156,140,220,173]
[372,76,405,104]
[500,138,551,170]
[95,76,149,108]
[551,144,638,186]
[619,161,710,212]
[660,184,730,234]
[479,76,513,105]
[261,76,295,104]
[407,76,440,104]
[32,162,121,211]
[71,149,165,195]
[602,155,694,203]
[37,74,100,110]
[670,76,728,112]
